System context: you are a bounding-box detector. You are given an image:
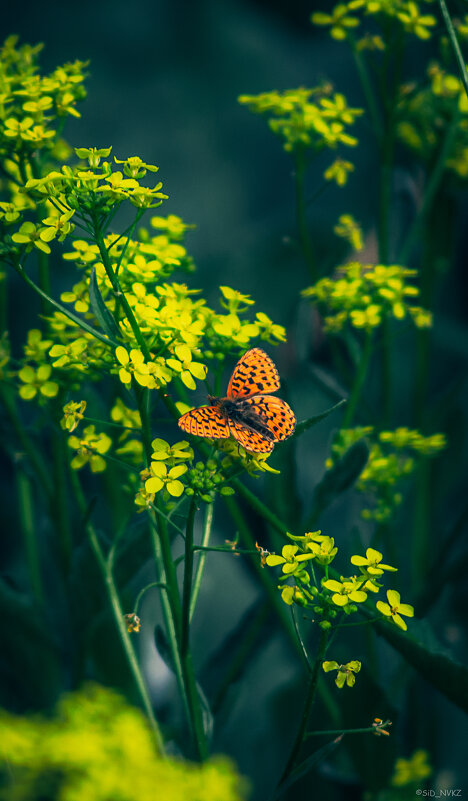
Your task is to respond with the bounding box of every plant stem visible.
[51,424,72,573]
[438,0,468,100]
[294,151,317,280]
[93,224,152,360]
[398,106,461,265]
[229,477,289,535]
[181,497,197,656]
[16,466,44,606]
[70,470,165,754]
[189,502,214,621]
[134,581,167,615]
[278,629,330,787]
[0,384,53,498]
[342,329,373,428]
[349,36,383,142]
[306,723,390,737]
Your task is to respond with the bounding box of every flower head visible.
[377,589,414,630]
[323,660,361,688]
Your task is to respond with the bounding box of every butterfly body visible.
[178,348,296,454]
[208,395,277,444]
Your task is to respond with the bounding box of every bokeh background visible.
[2,0,468,799]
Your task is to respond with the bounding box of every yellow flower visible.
[323,660,361,687]
[377,589,414,630]
[322,577,367,607]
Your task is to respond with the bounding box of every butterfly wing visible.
[178,406,230,439]
[240,395,296,441]
[227,348,280,399]
[229,420,275,453]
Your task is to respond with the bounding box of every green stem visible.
[349,36,383,141]
[51,425,72,572]
[398,106,461,265]
[190,502,214,621]
[181,498,196,656]
[438,0,468,100]
[16,466,44,605]
[223,496,301,659]
[134,582,166,616]
[93,223,152,360]
[0,384,53,498]
[294,151,317,280]
[152,498,208,760]
[148,515,191,725]
[307,722,390,737]
[70,471,165,754]
[278,629,330,787]
[381,316,392,427]
[342,329,373,428]
[230,477,289,535]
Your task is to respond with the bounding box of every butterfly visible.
[178,348,296,453]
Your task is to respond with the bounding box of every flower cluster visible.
[327,427,447,521]
[311,0,437,43]
[0,36,86,159]
[68,425,113,473]
[266,530,414,688]
[0,684,246,801]
[391,749,432,787]
[397,62,468,180]
[238,87,362,183]
[302,262,432,332]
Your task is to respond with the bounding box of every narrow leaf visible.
[294,399,346,439]
[307,440,369,525]
[275,736,343,798]
[374,616,468,713]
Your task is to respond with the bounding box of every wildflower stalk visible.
[16,466,44,606]
[381,317,392,426]
[69,469,166,755]
[77,218,208,758]
[190,502,214,621]
[181,497,197,656]
[398,105,461,265]
[51,424,72,572]
[342,329,373,427]
[148,514,191,728]
[349,35,383,142]
[438,0,468,100]
[0,384,53,498]
[230,477,289,535]
[278,629,330,787]
[294,150,317,280]
[306,723,390,737]
[92,220,152,361]
[134,581,166,615]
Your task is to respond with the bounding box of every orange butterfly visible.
[178,348,296,453]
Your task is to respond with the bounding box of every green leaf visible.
[89,267,121,342]
[307,439,369,525]
[374,616,468,713]
[275,736,343,798]
[293,399,346,439]
[196,680,214,745]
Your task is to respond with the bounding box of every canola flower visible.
[303,262,432,333]
[0,684,247,801]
